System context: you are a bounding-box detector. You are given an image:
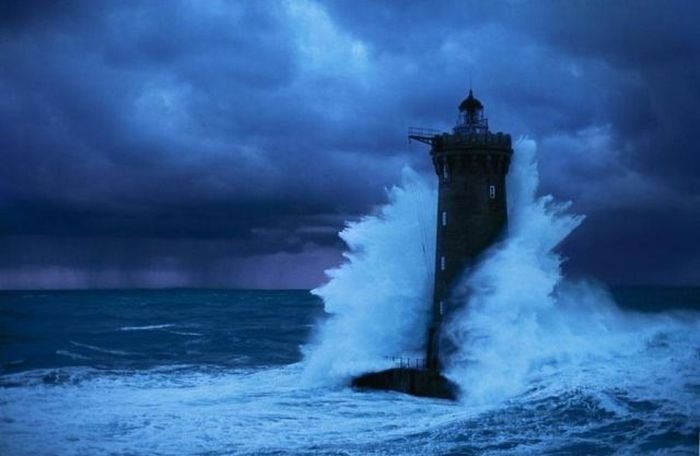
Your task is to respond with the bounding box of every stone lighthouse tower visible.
[352,90,512,399]
[411,90,513,370]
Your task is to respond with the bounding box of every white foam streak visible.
[119,324,174,331]
[69,341,135,356]
[55,350,90,361]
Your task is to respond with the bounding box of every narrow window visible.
[440,256,446,271]
[489,184,496,200]
[441,211,447,227]
[439,301,444,316]
[442,163,449,180]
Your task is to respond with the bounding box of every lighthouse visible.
[414,89,513,371]
[352,90,512,399]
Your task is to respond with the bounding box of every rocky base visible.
[351,367,458,400]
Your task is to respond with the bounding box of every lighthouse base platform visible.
[351,367,458,400]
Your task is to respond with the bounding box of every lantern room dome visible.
[458,89,483,112]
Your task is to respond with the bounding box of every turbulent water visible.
[2,142,700,455]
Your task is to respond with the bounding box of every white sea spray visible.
[303,168,436,383]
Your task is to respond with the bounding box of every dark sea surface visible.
[1,287,699,455]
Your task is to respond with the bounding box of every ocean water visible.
[0,288,698,455]
[2,140,700,455]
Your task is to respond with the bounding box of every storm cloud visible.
[1,0,698,288]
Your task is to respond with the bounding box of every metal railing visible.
[408,126,441,137]
[387,356,428,369]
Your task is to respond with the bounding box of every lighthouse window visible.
[440,256,446,271]
[442,163,449,180]
[441,211,447,226]
[489,185,496,200]
[439,301,444,315]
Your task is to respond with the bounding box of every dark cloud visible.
[0,0,698,288]
[562,206,700,285]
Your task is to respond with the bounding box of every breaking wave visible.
[303,168,436,383]
[445,140,700,405]
[305,139,700,407]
